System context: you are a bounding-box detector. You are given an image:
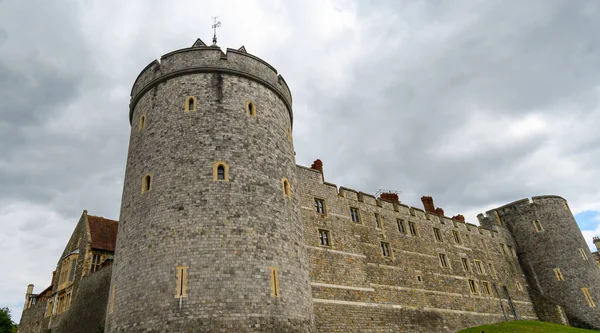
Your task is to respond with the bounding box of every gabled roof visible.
[87,215,118,252]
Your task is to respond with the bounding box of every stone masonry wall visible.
[296,165,537,333]
[18,299,49,333]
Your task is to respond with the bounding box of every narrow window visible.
[109,286,116,314]
[287,127,292,142]
[269,267,280,297]
[468,279,478,294]
[433,228,442,242]
[553,268,565,281]
[488,263,497,278]
[507,245,516,257]
[408,222,418,236]
[481,239,488,254]
[482,281,491,295]
[350,207,360,223]
[68,259,76,282]
[381,242,391,257]
[461,258,470,272]
[186,97,196,111]
[417,275,423,282]
[582,288,596,307]
[375,213,381,229]
[439,253,448,268]
[247,101,256,116]
[142,174,152,193]
[453,230,461,244]
[533,220,544,232]
[397,219,406,233]
[282,178,291,197]
[314,198,325,215]
[578,248,587,260]
[318,229,330,246]
[213,161,230,181]
[475,260,485,274]
[516,281,523,291]
[91,254,102,273]
[175,266,189,298]
[500,243,508,256]
[138,114,146,132]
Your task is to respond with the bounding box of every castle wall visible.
[489,196,600,329]
[296,166,537,333]
[18,299,49,333]
[107,45,315,332]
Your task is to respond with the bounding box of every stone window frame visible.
[58,253,78,290]
[246,100,257,117]
[488,263,497,278]
[314,198,326,216]
[138,112,147,132]
[141,173,153,194]
[269,267,280,297]
[374,213,382,229]
[416,275,423,282]
[481,281,492,295]
[581,287,596,307]
[408,221,418,236]
[287,127,292,142]
[461,257,471,272]
[175,265,189,298]
[452,230,461,244]
[109,286,116,314]
[318,229,331,247]
[281,177,291,197]
[578,248,587,260]
[184,96,197,112]
[397,219,406,234]
[90,253,103,273]
[553,268,565,281]
[468,279,478,294]
[532,219,544,232]
[438,253,450,268]
[433,227,443,242]
[516,281,523,292]
[474,260,486,275]
[350,207,361,223]
[213,161,230,182]
[380,241,392,258]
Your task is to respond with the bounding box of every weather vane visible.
[212,16,221,45]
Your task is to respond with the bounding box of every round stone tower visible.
[106,39,315,332]
[492,195,600,329]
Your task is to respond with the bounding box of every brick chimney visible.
[421,196,435,213]
[435,207,445,216]
[594,237,600,251]
[379,192,400,204]
[452,214,465,222]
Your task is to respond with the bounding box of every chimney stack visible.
[379,192,400,204]
[24,284,34,310]
[421,196,435,213]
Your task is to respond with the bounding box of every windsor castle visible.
[18,39,600,332]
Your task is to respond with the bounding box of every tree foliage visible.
[0,307,17,333]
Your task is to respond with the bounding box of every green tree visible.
[0,307,17,333]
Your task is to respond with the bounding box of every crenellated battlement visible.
[129,38,293,125]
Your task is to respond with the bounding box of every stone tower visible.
[484,195,600,329]
[106,39,315,332]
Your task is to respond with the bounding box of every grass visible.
[458,320,598,333]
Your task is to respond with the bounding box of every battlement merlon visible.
[128,40,293,125]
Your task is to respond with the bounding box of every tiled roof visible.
[88,215,118,252]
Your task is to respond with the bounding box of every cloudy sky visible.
[2,0,600,322]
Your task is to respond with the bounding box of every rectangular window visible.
[439,253,448,268]
[553,268,565,281]
[175,266,189,298]
[433,228,442,242]
[533,220,544,232]
[270,267,280,297]
[397,219,406,233]
[381,242,391,257]
[453,230,461,244]
[408,222,418,236]
[374,213,381,228]
[314,198,325,215]
[582,288,596,307]
[482,281,491,295]
[109,286,116,314]
[475,260,485,274]
[318,229,330,246]
[516,282,523,291]
[68,259,77,282]
[350,207,360,223]
[91,254,102,273]
[578,248,587,260]
[488,263,497,278]
[461,258,470,272]
[468,279,478,294]
[481,239,488,254]
[507,245,516,257]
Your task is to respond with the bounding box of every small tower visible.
[106,39,315,332]
[489,196,600,329]
[23,284,34,310]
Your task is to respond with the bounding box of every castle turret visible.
[487,196,600,329]
[106,39,315,332]
[23,284,33,310]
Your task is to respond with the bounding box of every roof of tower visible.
[88,215,119,252]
